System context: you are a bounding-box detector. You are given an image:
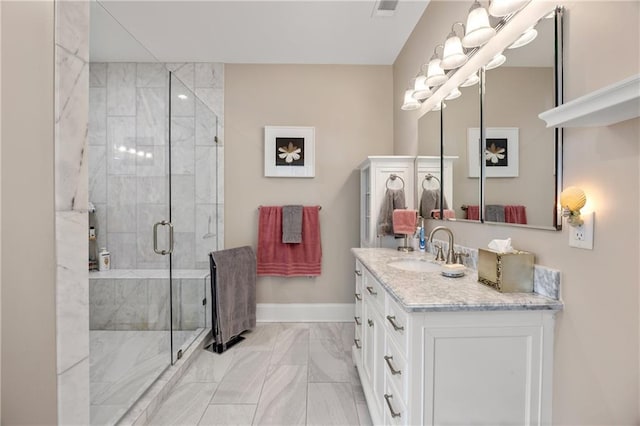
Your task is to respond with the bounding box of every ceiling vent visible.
[372,0,399,17]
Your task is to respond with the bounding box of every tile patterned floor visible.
[90,330,201,426]
[147,323,372,426]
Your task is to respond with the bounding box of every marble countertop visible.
[352,248,564,313]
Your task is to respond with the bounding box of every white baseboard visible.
[256,303,355,322]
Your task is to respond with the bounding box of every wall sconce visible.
[445,87,462,100]
[401,88,421,111]
[485,51,506,70]
[460,72,480,87]
[425,45,448,87]
[560,186,587,226]
[462,0,496,48]
[442,22,468,69]
[413,69,432,100]
[508,26,538,49]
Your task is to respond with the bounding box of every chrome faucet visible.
[428,226,455,264]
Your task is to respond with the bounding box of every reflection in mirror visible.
[416,109,446,221]
[484,12,558,228]
[443,81,480,222]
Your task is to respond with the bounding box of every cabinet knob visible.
[367,319,374,327]
[354,316,361,326]
[354,339,361,349]
[354,293,362,301]
[355,270,362,276]
[366,286,377,296]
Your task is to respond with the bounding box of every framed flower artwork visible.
[264,126,315,178]
[467,127,519,178]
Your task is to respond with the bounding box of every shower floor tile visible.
[90,329,199,426]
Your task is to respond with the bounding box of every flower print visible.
[278,142,301,163]
[485,142,505,164]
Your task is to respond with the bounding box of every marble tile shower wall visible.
[89,277,206,331]
[88,62,224,270]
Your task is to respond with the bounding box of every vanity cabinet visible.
[353,259,557,425]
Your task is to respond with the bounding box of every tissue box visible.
[478,248,534,293]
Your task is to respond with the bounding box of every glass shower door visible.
[168,69,219,363]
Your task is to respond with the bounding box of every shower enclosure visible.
[88,3,222,424]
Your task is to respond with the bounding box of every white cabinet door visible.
[421,323,545,426]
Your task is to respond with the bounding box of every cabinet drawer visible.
[363,268,384,311]
[385,295,409,354]
[384,335,408,403]
[383,373,407,426]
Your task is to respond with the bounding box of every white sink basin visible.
[387,259,441,273]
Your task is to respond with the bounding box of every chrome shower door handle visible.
[153,220,174,255]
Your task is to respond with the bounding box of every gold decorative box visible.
[478,248,535,293]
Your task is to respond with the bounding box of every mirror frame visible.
[419,4,564,230]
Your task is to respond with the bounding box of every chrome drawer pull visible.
[355,293,362,301]
[354,316,361,326]
[384,394,401,418]
[354,339,361,349]
[366,286,377,296]
[384,355,402,375]
[355,270,362,276]
[386,315,404,331]
[367,319,374,327]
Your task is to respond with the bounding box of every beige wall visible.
[395,1,640,424]
[1,1,58,424]
[225,64,393,304]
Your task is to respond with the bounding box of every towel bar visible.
[258,205,322,210]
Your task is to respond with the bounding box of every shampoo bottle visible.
[99,248,111,271]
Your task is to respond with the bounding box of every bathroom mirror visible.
[416,5,563,230]
[483,11,561,228]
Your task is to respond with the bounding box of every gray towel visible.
[486,204,506,222]
[282,205,303,243]
[419,189,449,218]
[377,188,406,236]
[209,246,256,347]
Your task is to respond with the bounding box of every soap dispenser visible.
[419,217,426,252]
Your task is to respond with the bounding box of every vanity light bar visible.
[401,0,532,112]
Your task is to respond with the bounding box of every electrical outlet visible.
[569,212,594,250]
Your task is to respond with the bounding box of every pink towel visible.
[392,209,417,235]
[505,205,527,224]
[465,205,480,220]
[257,206,322,277]
[431,209,456,219]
